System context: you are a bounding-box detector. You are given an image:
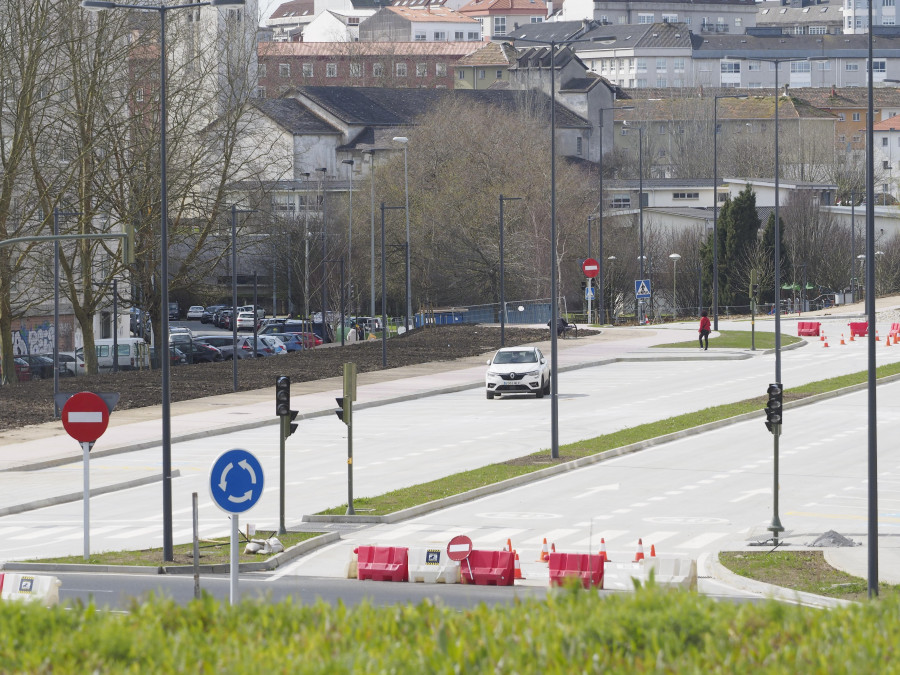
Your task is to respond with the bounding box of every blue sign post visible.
[634,279,651,299]
[209,448,264,605]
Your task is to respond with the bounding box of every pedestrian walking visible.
[699,311,711,350]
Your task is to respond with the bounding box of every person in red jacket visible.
[699,311,711,350]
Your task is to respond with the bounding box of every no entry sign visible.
[447,535,473,561]
[61,392,109,444]
[582,258,600,278]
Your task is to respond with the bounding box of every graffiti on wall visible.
[11,317,75,355]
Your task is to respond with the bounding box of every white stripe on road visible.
[523,528,579,545]
[108,525,160,539]
[10,526,73,540]
[677,532,728,549]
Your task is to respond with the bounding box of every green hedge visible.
[2,586,898,672]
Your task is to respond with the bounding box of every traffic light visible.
[765,382,783,433]
[275,375,291,417]
[335,396,351,425]
[285,409,299,437]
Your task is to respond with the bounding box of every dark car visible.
[265,332,307,352]
[216,309,234,330]
[184,342,223,363]
[1,357,31,382]
[194,335,264,360]
[18,355,55,380]
[201,305,226,324]
[170,346,187,366]
[260,322,323,347]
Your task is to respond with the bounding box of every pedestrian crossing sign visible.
[635,279,651,299]
[426,550,441,564]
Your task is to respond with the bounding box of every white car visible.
[485,347,550,400]
[236,312,257,331]
[186,305,205,320]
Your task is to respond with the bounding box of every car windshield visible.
[493,350,536,364]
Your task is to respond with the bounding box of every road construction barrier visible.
[460,550,515,586]
[548,553,603,589]
[356,545,409,582]
[797,321,820,336]
[0,573,62,607]
[850,322,868,338]
[602,562,648,590]
[407,547,460,584]
[643,556,698,591]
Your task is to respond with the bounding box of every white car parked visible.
[186,305,205,320]
[236,312,257,331]
[485,346,550,399]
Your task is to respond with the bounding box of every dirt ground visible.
[0,325,572,432]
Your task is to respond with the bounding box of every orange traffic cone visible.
[877,331,881,341]
[537,538,550,562]
[840,334,846,345]
[650,544,656,558]
[850,331,855,342]
[887,335,893,347]
[504,538,512,553]
[514,552,524,580]
[551,543,557,555]
[634,538,645,562]
[820,333,825,342]
[823,339,830,348]
[598,538,609,564]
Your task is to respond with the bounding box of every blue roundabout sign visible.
[209,448,265,514]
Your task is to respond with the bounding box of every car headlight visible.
[524,370,539,377]
[487,371,501,377]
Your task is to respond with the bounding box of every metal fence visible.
[416,299,552,327]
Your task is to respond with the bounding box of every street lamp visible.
[606,255,616,324]
[669,253,681,320]
[712,94,748,331]
[316,167,327,332]
[231,204,254,393]
[512,32,615,459]
[392,137,412,331]
[499,195,521,347]
[380,204,405,368]
[82,0,246,563]
[364,150,380,319]
[342,159,354,316]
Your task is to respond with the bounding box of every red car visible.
[0,357,32,382]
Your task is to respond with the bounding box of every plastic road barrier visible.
[0,573,62,607]
[459,550,515,586]
[407,547,460,584]
[797,321,820,336]
[356,546,409,582]
[849,322,868,337]
[548,553,603,589]
[643,556,698,590]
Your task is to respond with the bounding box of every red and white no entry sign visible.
[62,392,110,444]
[582,258,600,278]
[447,534,473,561]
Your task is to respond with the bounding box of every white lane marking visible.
[370,524,432,542]
[108,525,161,539]
[9,526,72,540]
[472,528,529,547]
[58,526,123,541]
[573,529,629,546]
[639,531,679,547]
[523,528,579,545]
[678,532,729,549]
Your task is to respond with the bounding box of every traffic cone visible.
[877,331,881,341]
[514,552,524,580]
[504,538,512,552]
[537,538,550,562]
[650,544,656,558]
[840,334,846,345]
[819,333,825,342]
[823,339,829,348]
[850,331,855,342]
[598,538,609,564]
[551,543,557,555]
[888,335,893,347]
[634,538,645,562]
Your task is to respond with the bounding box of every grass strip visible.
[652,330,802,349]
[719,551,900,601]
[318,359,900,516]
[30,531,320,566]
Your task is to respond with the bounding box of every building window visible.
[135,88,144,103]
[662,13,677,22]
[636,57,647,72]
[458,70,465,80]
[258,63,266,78]
[839,134,846,142]
[872,60,887,73]
[531,16,542,22]
[611,194,631,208]
[748,60,761,71]
[373,62,384,77]
[349,63,361,78]
[494,16,506,35]
[886,0,895,6]
[279,63,291,77]
[414,31,426,41]
[348,16,359,24]
[673,192,699,200]
[638,13,654,23]
[884,160,891,169]
[656,57,666,71]
[656,77,667,87]
[576,137,583,156]
[853,112,861,121]
[735,17,742,26]
[810,25,827,34]
[255,86,265,98]
[396,63,407,77]
[455,31,463,40]
[496,69,503,79]
[721,61,740,73]
[838,112,846,121]
[883,137,889,146]
[846,63,860,71]
[302,63,313,77]
[416,63,426,77]
[326,63,337,78]
[658,123,666,135]
[478,69,486,79]
[673,57,685,72]
[468,31,480,40]
[434,31,446,40]
[818,61,831,71]
[790,61,811,73]
[636,78,647,88]
[436,63,447,77]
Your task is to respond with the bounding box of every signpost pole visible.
[82,441,91,560]
[230,514,239,605]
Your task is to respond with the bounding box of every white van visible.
[76,338,151,372]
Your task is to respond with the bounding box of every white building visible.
[303,8,376,41]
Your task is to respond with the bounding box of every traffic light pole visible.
[279,416,286,534]
[335,363,357,515]
[770,426,783,543]
[275,375,298,535]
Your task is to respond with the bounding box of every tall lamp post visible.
[342,159,354,317]
[82,0,246,562]
[499,195,521,347]
[392,137,412,331]
[380,204,405,367]
[512,32,615,459]
[364,150,380,319]
[712,94,748,331]
[231,204,255,393]
[316,167,327,331]
[669,253,681,320]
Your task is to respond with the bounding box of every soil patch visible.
[1,325,587,432]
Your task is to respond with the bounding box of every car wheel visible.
[543,378,551,395]
[535,382,544,399]
[486,390,494,400]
